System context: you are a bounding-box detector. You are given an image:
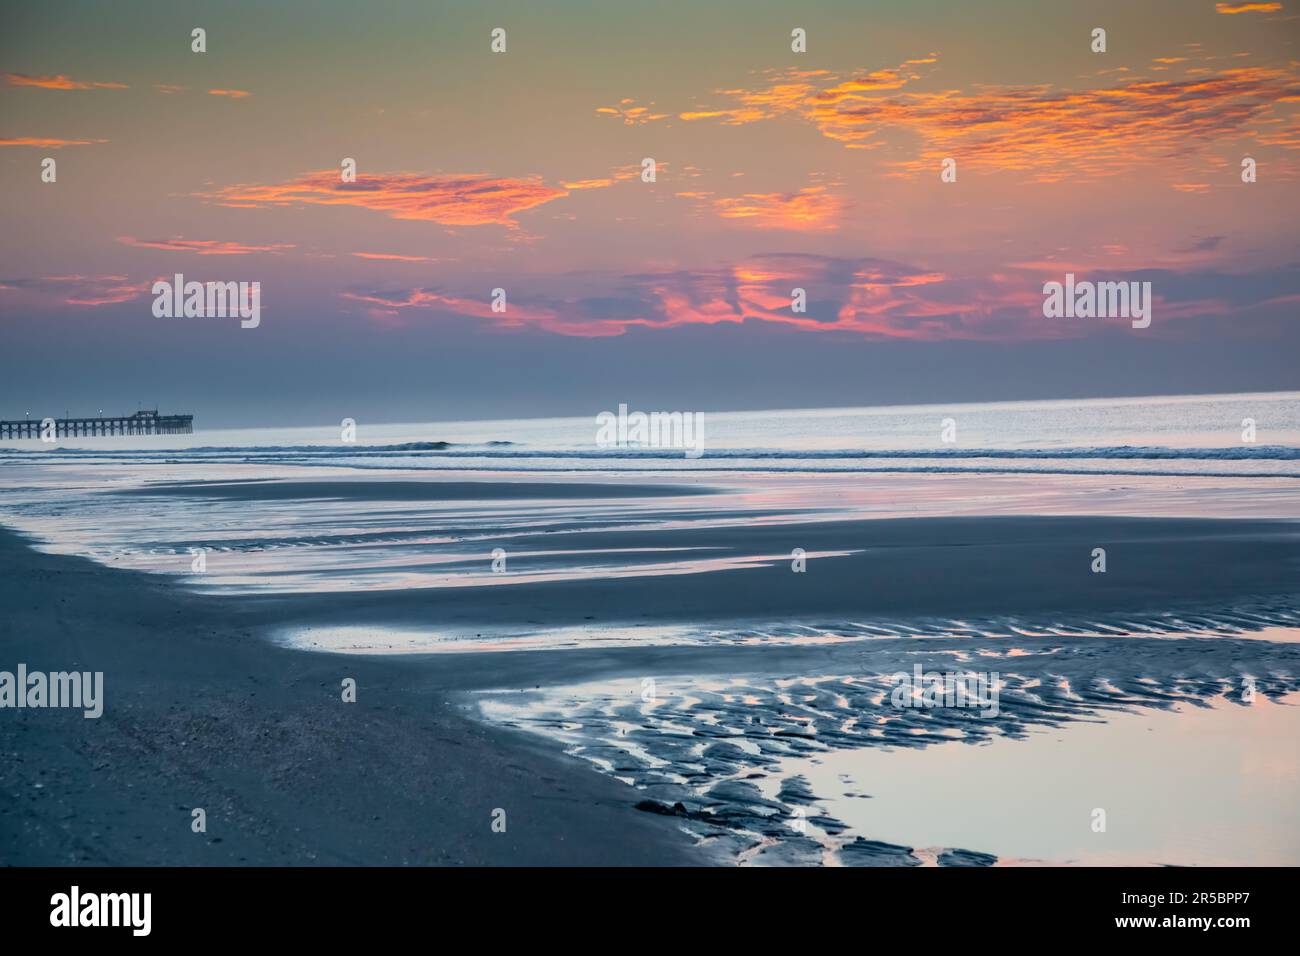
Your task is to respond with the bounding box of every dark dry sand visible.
[3,505,1299,866]
[0,527,699,866]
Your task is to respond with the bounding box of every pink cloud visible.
[117,237,296,255]
[0,275,145,307]
[351,252,442,262]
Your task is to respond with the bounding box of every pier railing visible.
[0,412,194,439]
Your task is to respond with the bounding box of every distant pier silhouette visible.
[0,409,193,439]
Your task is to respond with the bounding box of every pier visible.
[0,410,194,440]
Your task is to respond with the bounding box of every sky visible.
[1,0,1298,426]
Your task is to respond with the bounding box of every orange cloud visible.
[562,163,652,191]
[208,171,570,227]
[680,72,831,125]
[116,237,296,255]
[595,98,671,125]
[656,57,1300,180]
[0,136,107,147]
[1256,113,1300,148]
[208,88,252,98]
[701,184,847,230]
[1,73,127,90]
[562,177,616,190]
[1215,2,1282,12]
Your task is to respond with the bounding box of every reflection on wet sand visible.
[478,644,1300,866]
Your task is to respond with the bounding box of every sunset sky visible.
[2,0,1298,425]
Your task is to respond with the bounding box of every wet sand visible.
[239,511,1300,639]
[3,479,1299,865]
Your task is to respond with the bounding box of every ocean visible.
[2,390,1298,476]
[1,390,1296,596]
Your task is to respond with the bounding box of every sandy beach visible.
[0,523,700,865]
[4,471,1298,866]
